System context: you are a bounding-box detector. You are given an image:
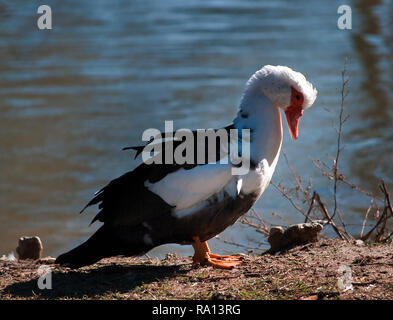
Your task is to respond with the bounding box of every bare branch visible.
[360,199,374,239]
[380,180,393,218]
[304,191,316,223]
[361,206,388,241]
[271,181,306,217]
[331,63,349,220]
[314,192,351,241]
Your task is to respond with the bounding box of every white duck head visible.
[238,65,318,140]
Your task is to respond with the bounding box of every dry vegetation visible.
[0,239,392,300]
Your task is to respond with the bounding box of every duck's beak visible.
[285,104,303,140]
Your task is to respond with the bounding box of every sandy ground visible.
[0,239,392,300]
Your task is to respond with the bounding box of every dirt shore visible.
[0,239,392,300]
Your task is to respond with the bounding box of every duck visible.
[56,65,317,269]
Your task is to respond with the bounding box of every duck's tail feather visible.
[56,224,162,269]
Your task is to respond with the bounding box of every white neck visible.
[233,89,283,167]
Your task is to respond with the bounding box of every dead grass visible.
[1,239,392,300]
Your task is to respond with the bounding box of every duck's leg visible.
[191,236,243,269]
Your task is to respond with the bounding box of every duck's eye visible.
[296,94,301,100]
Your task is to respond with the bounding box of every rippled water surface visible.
[0,0,392,257]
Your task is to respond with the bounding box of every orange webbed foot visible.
[191,237,244,270]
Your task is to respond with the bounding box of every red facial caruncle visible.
[284,86,304,140]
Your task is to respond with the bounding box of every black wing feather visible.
[82,123,236,226]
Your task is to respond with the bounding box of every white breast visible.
[241,146,281,197]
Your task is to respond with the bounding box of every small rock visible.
[164,253,178,262]
[266,222,323,254]
[355,240,365,246]
[0,252,16,261]
[211,292,236,300]
[16,236,43,260]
